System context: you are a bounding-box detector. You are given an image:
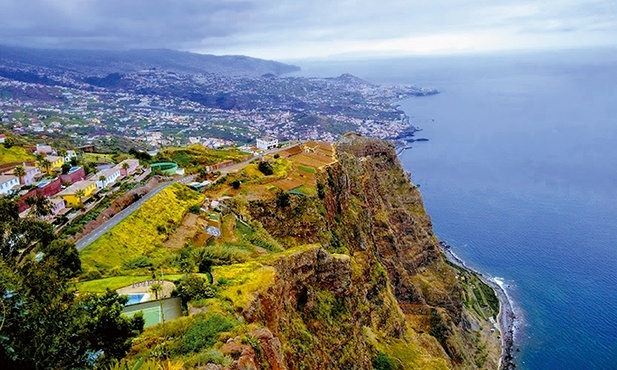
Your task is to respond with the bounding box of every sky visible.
[0,0,615,60]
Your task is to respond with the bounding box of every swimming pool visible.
[125,293,149,305]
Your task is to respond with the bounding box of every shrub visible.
[173,275,216,303]
[231,180,241,189]
[257,161,273,175]
[372,353,397,370]
[173,314,236,354]
[189,204,201,214]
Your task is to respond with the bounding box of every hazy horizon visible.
[1,1,615,60]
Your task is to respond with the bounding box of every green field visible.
[80,183,204,272]
[82,152,115,163]
[0,145,35,164]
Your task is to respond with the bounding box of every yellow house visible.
[56,180,97,206]
[45,155,65,170]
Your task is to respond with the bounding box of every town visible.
[0,65,437,152]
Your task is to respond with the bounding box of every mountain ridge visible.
[0,44,300,77]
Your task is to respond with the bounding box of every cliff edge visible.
[127,134,503,369]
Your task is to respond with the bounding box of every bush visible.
[372,353,397,370]
[173,314,237,354]
[122,256,153,269]
[85,269,103,280]
[189,204,201,214]
[173,275,216,303]
[231,180,241,189]
[273,154,280,159]
[257,161,273,175]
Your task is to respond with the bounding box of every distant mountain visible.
[0,45,300,77]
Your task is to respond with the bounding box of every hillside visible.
[0,44,300,77]
[112,135,502,369]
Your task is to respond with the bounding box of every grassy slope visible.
[80,183,204,272]
[0,145,35,163]
[77,274,194,292]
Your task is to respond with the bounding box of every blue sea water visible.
[295,49,617,369]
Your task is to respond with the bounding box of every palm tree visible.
[39,159,51,175]
[58,148,67,159]
[121,161,130,174]
[25,195,52,218]
[98,175,106,187]
[35,153,45,163]
[13,165,26,185]
[75,189,85,205]
[150,283,163,300]
[150,282,165,325]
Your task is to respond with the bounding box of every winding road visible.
[76,175,194,251]
[75,143,300,252]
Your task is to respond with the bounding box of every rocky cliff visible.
[231,134,502,369]
[126,134,502,369]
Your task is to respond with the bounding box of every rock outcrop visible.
[229,134,502,369]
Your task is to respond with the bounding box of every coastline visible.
[438,242,517,370]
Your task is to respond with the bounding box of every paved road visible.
[76,175,195,251]
[75,144,299,252]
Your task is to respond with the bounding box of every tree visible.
[39,158,51,175]
[276,190,290,208]
[121,162,129,171]
[2,136,14,148]
[0,198,144,369]
[25,195,52,219]
[75,189,86,205]
[150,283,163,300]
[98,175,107,187]
[57,148,67,159]
[69,157,79,167]
[258,160,273,175]
[12,165,25,185]
[61,163,72,174]
[231,179,241,189]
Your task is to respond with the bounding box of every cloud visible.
[0,0,614,59]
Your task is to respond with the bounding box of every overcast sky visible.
[0,0,615,60]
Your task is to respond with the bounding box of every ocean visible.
[294,48,617,369]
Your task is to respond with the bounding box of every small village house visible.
[45,155,65,170]
[93,167,121,189]
[56,180,97,207]
[0,174,20,195]
[256,136,278,150]
[8,164,41,185]
[114,159,140,176]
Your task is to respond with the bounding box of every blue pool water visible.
[125,293,145,306]
[296,49,617,369]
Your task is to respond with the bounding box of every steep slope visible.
[237,134,502,369]
[124,135,502,369]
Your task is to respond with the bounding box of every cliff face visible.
[236,134,501,369]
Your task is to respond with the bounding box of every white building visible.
[0,134,5,144]
[256,136,278,150]
[93,167,121,189]
[0,174,20,195]
[8,164,41,185]
[64,150,78,162]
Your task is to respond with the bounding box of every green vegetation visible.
[257,160,273,175]
[127,312,238,367]
[297,164,316,173]
[0,144,35,163]
[80,184,204,273]
[0,198,144,369]
[76,274,191,292]
[155,145,247,174]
